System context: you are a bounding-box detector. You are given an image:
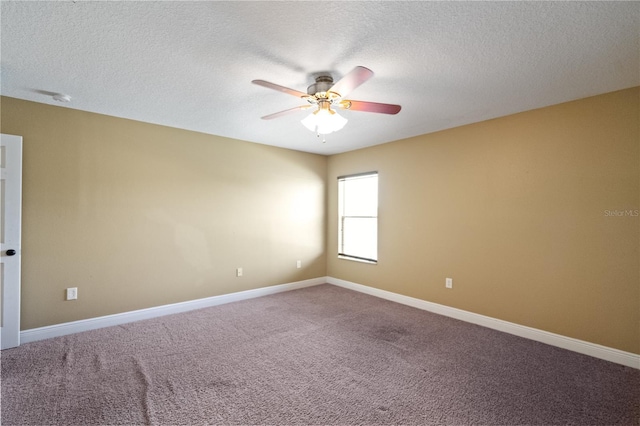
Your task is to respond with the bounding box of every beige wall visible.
[2,88,638,355]
[327,87,639,354]
[1,97,327,329]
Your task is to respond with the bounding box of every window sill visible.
[338,255,377,265]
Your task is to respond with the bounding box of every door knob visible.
[6,249,16,256]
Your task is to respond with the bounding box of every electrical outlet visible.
[445,278,453,289]
[236,267,243,277]
[296,260,302,269]
[66,287,78,300]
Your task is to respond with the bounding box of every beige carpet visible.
[2,284,639,425]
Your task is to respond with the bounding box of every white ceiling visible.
[1,1,638,155]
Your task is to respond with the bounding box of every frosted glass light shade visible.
[301,109,348,134]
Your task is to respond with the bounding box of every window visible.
[338,172,378,263]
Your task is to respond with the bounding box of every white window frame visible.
[338,172,378,264]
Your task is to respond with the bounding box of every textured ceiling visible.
[1,1,638,155]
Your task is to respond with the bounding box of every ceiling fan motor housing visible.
[307,75,334,96]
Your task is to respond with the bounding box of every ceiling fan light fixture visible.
[301,107,348,135]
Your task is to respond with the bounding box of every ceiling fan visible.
[252,66,401,137]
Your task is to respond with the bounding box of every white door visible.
[1,134,22,350]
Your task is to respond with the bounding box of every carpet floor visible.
[1,284,638,425]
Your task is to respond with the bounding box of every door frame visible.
[1,133,23,350]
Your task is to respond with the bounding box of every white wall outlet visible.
[66,287,78,300]
[296,260,302,269]
[236,267,243,277]
[445,278,453,289]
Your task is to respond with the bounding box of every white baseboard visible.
[327,277,640,369]
[20,276,640,369]
[21,277,327,344]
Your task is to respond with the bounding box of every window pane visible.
[341,217,377,260]
[338,172,378,262]
[343,176,377,216]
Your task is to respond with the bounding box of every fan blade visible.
[339,100,401,115]
[261,105,311,120]
[252,80,308,98]
[329,66,374,97]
